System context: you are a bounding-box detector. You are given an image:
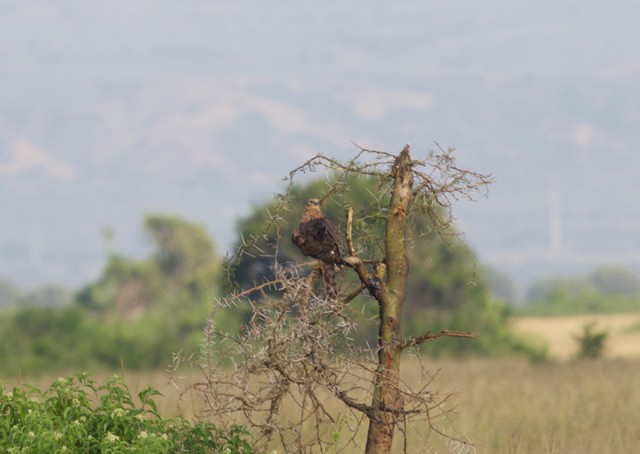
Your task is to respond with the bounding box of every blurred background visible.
[3,0,639,292]
[2,1,640,375]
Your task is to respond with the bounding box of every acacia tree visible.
[186,145,491,453]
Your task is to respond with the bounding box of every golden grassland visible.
[5,313,640,453]
[7,358,640,453]
[514,311,640,359]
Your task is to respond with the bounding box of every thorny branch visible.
[398,330,478,350]
[341,204,387,301]
[173,145,490,453]
[180,264,464,452]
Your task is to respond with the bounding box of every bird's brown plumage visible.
[292,198,341,301]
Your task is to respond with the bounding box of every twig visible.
[398,330,477,350]
[232,279,285,299]
[346,206,356,256]
[342,283,366,304]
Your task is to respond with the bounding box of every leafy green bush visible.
[0,373,253,453]
[573,322,608,359]
[0,306,206,377]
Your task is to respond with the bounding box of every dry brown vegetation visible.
[514,311,640,360]
[8,353,639,453]
[186,356,640,453]
[7,312,640,452]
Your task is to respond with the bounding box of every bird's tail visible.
[322,262,339,302]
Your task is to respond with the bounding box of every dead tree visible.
[179,144,491,453]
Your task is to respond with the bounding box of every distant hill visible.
[1,1,638,289]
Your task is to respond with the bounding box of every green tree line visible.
[0,176,567,377]
[519,265,640,316]
[0,214,219,377]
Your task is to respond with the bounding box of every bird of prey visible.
[291,198,341,301]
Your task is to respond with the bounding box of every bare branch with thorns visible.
[171,145,491,452]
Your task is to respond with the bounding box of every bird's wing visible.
[300,218,341,261]
[291,228,304,247]
[321,218,341,256]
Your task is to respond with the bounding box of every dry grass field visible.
[6,313,640,453]
[11,361,638,453]
[513,311,640,360]
[437,357,640,453]
[79,357,639,453]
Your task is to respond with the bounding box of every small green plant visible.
[573,321,608,359]
[0,373,253,453]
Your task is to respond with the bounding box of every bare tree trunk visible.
[365,146,414,453]
[193,144,490,453]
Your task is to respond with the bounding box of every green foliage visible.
[230,175,540,359]
[0,213,220,376]
[0,306,206,377]
[588,265,640,297]
[521,267,640,316]
[573,322,608,359]
[0,373,253,453]
[0,306,94,374]
[77,214,220,316]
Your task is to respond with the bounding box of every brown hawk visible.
[292,198,341,301]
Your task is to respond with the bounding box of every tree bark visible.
[365,146,414,453]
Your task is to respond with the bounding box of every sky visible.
[1,1,639,291]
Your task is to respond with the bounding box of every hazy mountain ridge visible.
[1,1,638,288]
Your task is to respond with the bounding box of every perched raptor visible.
[292,198,341,301]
